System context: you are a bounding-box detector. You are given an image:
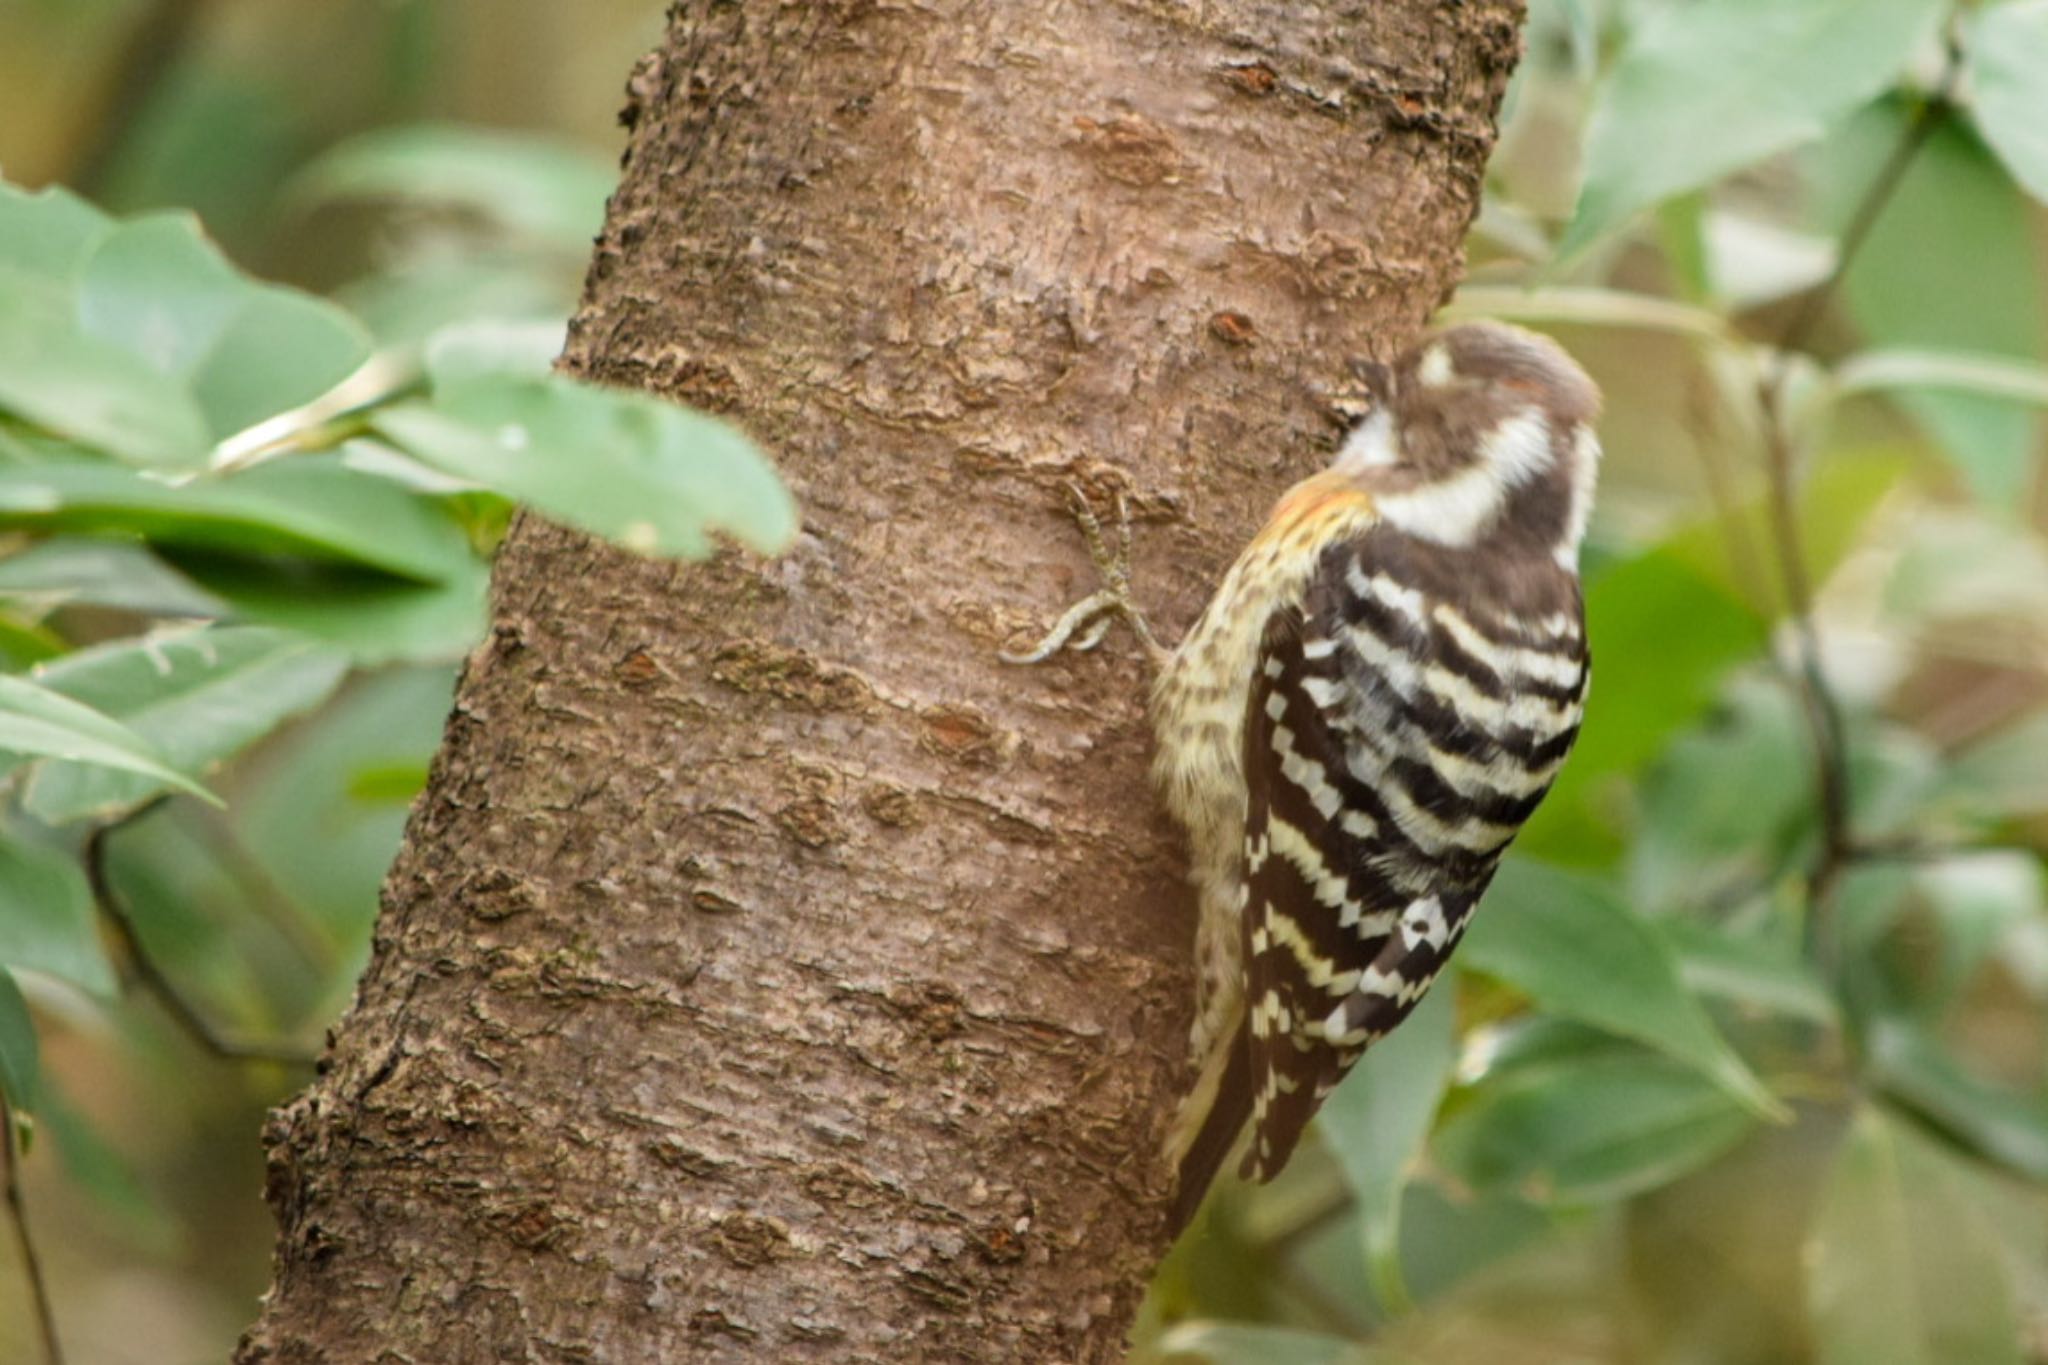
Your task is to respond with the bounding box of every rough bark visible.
[239,4,1522,1361]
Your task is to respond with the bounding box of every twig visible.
[0,1095,64,1365]
[1774,75,1957,364]
[1754,40,1963,962]
[1844,836,1982,866]
[1689,410,1774,617]
[87,803,318,1067]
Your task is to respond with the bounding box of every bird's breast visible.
[1150,473,1379,852]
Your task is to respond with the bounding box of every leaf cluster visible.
[0,147,791,1176]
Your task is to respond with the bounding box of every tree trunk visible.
[238,4,1522,1361]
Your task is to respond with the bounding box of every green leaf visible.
[0,617,64,672]
[0,456,479,584]
[0,834,115,996]
[1868,1021,2048,1184]
[71,212,372,441]
[338,254,582,349]
[423,318,565,385]
[1835,862,1919,958]
[172,552,487,665]
[1913,853,2044,1007]
[1380,1178,1556,1314]
[190,291,373,447]
[0,966,37,1111]
[1656,446,1907,618]
[287,124,615,250]
[0,185,375,467]
[35,1078,170,1238]
[1559,0,1945,259]
[1627,676,1811,912]
[0,272,212,468]
[1444,286,1735,344]
[1655,193,1712,304]
[1820,106,2044,506]
[0,538,225,618]
[92,65,304,251]
[1704,212,1838,311]
[1519,548,1767,863]
[1156,1322,1376,1365]
[1967,0,2048,205]
[72,215,247,384]
[1880,507,2048,635]
[1435,1048,1756,1206]
[1941,711,2048,818]
[233,666,456,937]
[1808,1105,2022,1365]
[0,180,113,286]
[344,761,431,804]
[1551,0,1597,81]
[337,437,486,495]
[1795,449,1919,586]
[1845,722,1944,846]
[0,673,216,804]
[1834,349,2048,409]
[21,625,349,824]
[376,374,796,557]
[1318,982,1457,1314]
[1460,861,1784,1119]
[1663,917,1835,1025]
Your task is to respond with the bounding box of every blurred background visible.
[0,1,658,1360]
[3,1,2047,1363]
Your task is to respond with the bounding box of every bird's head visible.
[1335,321,1603,568]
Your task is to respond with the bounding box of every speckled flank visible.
[1150,472,1379,1066]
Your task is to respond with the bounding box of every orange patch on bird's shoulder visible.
[1260,472,1376,554]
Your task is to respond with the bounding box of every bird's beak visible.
[1347,358,1392,407]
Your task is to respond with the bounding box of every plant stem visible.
[1755,41,1962,981]
[87,804,318,1068]
[1,1095,64,1365]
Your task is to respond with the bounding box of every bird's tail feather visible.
[1164,1023,1253,1236]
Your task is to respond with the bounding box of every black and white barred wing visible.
[1238,598,1438,1181]
[1236,535,1584,1181]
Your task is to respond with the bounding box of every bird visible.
[1005,319,1602,1233]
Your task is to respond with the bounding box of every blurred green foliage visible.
[1,1,2047,1364]
[1147,2,2048,1363]
[0,1,792,1359]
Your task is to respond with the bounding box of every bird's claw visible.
[1001,482,1165,668]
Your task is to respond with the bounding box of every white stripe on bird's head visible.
[1374,410,1554,547]
[1556,423,1603,568]
[1334,407,1400,473]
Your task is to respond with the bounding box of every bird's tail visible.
[1163,1022,1254,1236]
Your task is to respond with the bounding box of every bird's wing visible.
[1234,529,1583,1180]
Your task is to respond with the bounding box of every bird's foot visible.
[1002,482,1168,670]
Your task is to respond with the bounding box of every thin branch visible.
[0,1096,64,1365]
[1843,836,1987,867]
[1690,411,1774,617]
[1774,80,1957,364]
[1754,41,1963,955]
[87,803,318,1067]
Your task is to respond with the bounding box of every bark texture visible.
[240,4,1522,1361]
